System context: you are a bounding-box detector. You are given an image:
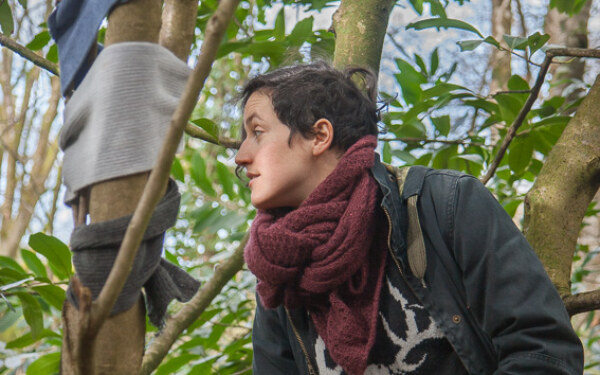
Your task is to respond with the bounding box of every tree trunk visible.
[489,0,512,94]
[331,0,396,75]
[523,74,600,297]
[60,0,162,373]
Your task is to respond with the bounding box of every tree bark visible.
[523,74,600,297]
[331,0,396,75]
[61,0,162,373]
[489,0,512,94]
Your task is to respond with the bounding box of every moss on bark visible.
[524,75,600,296]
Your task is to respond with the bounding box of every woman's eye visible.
[253,130,263,138]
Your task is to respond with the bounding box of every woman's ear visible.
[311,118,334,156]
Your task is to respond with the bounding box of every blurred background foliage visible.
[1,0,600,373]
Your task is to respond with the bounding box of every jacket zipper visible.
[383,207,403,275]
[285,308,317,375]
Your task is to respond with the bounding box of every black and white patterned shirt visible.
[306,252,468,374]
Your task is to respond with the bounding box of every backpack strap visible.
[383,164,429,279]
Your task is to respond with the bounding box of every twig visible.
[185,122,240,149]
[0,33,59,76]
[546,47,600,59]
[382,137,488,148]
[88,0,242,337]
[140,234,247,375]
[563,289,600,316]
[481,54,553,184]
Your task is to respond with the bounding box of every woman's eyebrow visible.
[244,113,263,126]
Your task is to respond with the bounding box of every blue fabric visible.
[48,0,129,96]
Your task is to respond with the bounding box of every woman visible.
[235,62,583,375]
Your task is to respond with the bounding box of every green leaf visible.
[32,285,65,311]
[432,145,459,170]
[422,83,469,99]
[20,249,47,279]
[46,44,58,63]
[0,0,14,34]
[483,36,500,48]
[155,354,199,375]
[6,329,60,349]
[495,93,523,125]
[216,38,252,59]
[396,120,427,139]
[0,255,26,274]
[216,161,236,198]
[171,157,185,182]
[191,153,217,197]
[28,233,72,281]
[507,75,530,91]
[0,308,21,332]
[25,31,51,51]
[431,115,451,137]
[407,18,483,38]
[503,34,528,50]
[190,118,219,140]
[408,0,424,14]
[274,7,285,41]
[393,149,416,164]
[17,0,27,8]
[15,292,43,339]
[286,16,313,47]
[503,199,522,218]
[382,142,392,163]
[457,39,483,52]
[527,32,550,55]
[26,352,60,375]
[508,136,534,174]
[414,54,428,76]
[430,48,439,76]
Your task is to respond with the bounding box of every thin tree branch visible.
[547,47,600,58]
[381,137,488,147]
[185,122,240,149]
[481,47,600,184]
[0,33,59,76]
[88,0,241,338]
[140,234,247,375]
[564,289,600,316]
[481,54,553,184]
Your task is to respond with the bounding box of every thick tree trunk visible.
[523,74,600,297]
[331,0,396,75]
[60,0,162,373]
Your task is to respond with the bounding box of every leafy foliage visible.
[1,0,599,373]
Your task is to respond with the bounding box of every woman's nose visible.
[235,140,251,166]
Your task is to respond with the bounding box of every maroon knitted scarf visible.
[245,135,387,375]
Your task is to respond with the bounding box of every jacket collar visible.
[370,155,406,259]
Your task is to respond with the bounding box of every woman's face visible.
[235,92,320,210]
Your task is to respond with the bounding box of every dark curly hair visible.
[238,62,380,152]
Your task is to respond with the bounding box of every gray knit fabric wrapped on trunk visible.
[59,42,191,204]
[66,179,200,326]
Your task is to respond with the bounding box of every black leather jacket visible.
[251,159,584,374]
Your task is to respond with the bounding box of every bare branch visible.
[0,33,59,76]
[547,47,600,59]
[481,54,553,184]
[564,289,600,316]
[140,235,247,375]
[88,0,242,337]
